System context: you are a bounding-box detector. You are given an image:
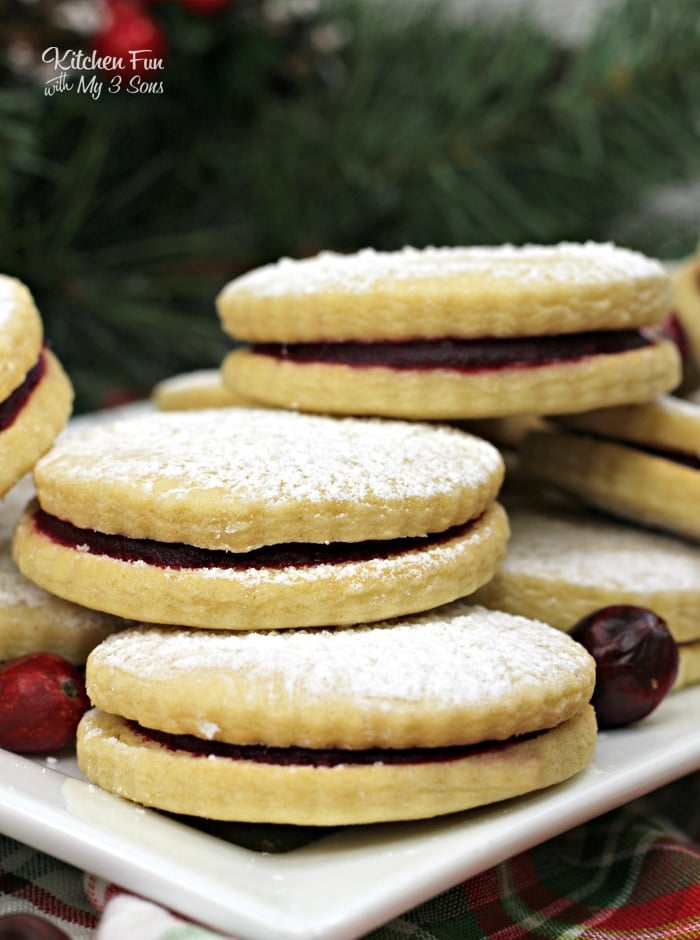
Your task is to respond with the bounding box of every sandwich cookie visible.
[13,408,508,629]
[473,501,700,690]
[0,275,73,496]
[77,602,597,825]
[217,242,679,420]
[0,477,127,664]
[152,369,255,411]
[519,395,700,542]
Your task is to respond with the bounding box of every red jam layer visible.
[250,331,652,372]
[129,721,541,767]
[34,508,475,570]
[0,349,46,432]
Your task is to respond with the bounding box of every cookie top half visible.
[32,408,504,551]
[216,242,671,343]
[85,601,595,749]
[0,274,43,401]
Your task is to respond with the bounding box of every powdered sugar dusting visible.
[221,243,666,299]
[502,507,700,591]
[36,408,502,507]
[90,601,593,711]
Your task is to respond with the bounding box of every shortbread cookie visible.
[77,603,597,825]
[473,502,700,689]
[0,276,73,495]
[13,408,508,629]
[520,395,700,541]
[0,477,126,664]
[153,369,255,411]
[217,243,679,420]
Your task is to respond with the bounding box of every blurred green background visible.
[1,0,699,411]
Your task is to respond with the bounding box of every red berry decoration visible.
[92,1,166,78]
[0,653,90,753]
[0,913,71,940]
[570,605,679,729]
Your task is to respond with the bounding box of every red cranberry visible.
[0,913,71,940]
[0,653,90,753]
[570,605,679,729]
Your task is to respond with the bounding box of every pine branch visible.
[0,0,698,409]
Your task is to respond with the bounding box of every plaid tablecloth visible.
[2,772,700,939]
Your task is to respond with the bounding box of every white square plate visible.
[1,685,699,939]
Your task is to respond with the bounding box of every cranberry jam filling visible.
[34,508,475,570]
[0,349,46,432]
[129,721,541,767]
[251,331,652,372]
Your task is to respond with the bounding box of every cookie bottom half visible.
[77,706,597,825]
[221,338,679,420]
[13,501,508,629]
[0,349,73,497]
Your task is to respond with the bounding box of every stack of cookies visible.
[10,241,686,826]
[13,406,600,824]
[483,254,700,671]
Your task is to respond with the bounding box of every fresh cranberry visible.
[0,653,90,753]
[570,605,679,729]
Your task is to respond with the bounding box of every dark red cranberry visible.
[0,653,90,753]
[0,913,71,940]
[570,605,679,729]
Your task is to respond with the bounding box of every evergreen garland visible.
[1,0,698,410]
